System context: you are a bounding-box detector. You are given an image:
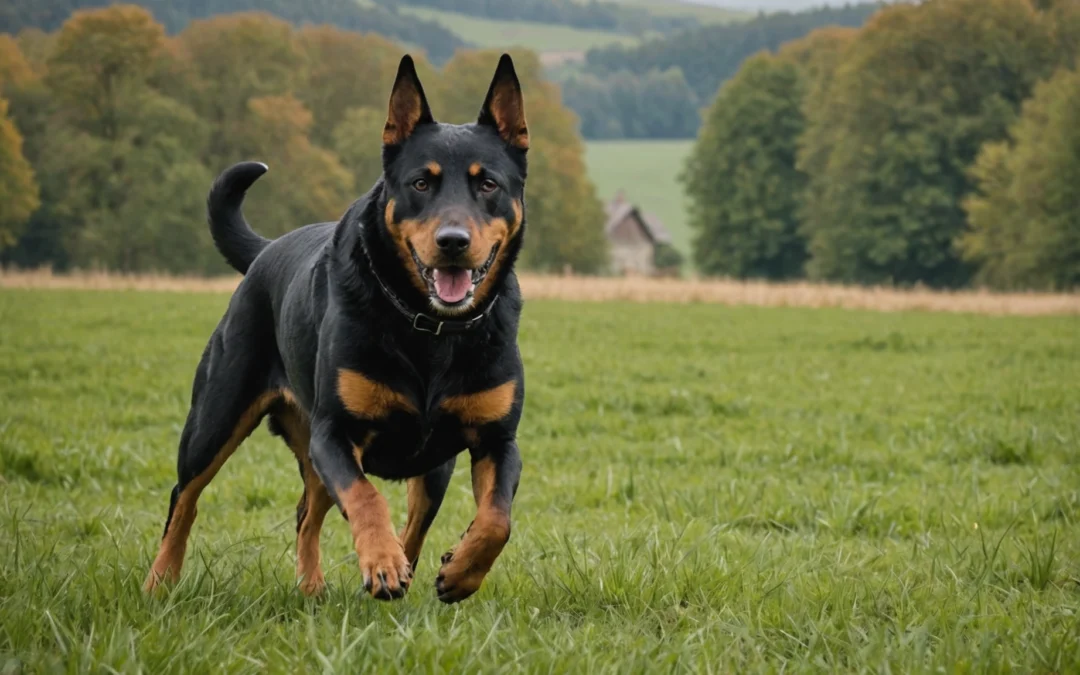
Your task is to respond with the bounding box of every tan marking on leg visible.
[440,381,516,425]
[436,456,510,602]
[271,400,335,596]
[400,477,433,566]
[338,476,411,600]
[144,391,280,592]
[337,369,417,419]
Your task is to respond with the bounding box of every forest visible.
[684,0,1080,290]
[0,0,465,62]
[0,7,607,274]
[572,3,881,138]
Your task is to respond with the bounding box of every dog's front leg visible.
[310,422,411,600]
[435,440,522,603]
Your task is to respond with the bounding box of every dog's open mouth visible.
[410,243,499,309]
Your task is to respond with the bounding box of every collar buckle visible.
[412,312,444,335]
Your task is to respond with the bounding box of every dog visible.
[144,54,528,603]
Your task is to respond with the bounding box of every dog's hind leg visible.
[400,458,456,572]
[144,312,276,592]
[269,400,334,596]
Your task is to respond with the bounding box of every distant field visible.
[2,289,1079,671]
[585,139,695,257]
[609,0,750,23]
[399,6,638,52]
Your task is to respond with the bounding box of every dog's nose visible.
[435,227,470,256]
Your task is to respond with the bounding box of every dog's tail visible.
[207,161,272,275]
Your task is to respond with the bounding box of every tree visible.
[44,5,165,138]
[961,67,1080,290]
[0,34,34,90]
[172,13,303,165]
[293,26,400,147]
[240,94,354,239]
[683,54,808,279]
[32,6,215,272]
[797,0,1057,286]
[0,97,39,252]
[332,106,385,197]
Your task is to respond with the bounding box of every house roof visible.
[604,191,671,245]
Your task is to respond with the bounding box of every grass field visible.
[609,0,749,24]
[585,139,695,257]
[399,6,639,53]
[2,289,1079,672]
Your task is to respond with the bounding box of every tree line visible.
[385,0,699,37]
[0,6,608,275]
[575,3,880,140]
[0,0,465,62]
[684,0,1080,290]
[560,67,699,139]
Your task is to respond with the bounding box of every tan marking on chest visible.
[440,381,516,425]
[338,369,417,419]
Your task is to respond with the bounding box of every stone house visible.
[605,191,673,276]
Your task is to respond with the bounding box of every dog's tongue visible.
[433,267,471,303]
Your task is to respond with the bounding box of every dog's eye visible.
[412,179,429,192]
[479,179,498,194]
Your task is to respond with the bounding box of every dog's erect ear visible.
[383,55,435,146]
[477,54,529,150]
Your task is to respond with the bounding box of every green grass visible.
[400,6,639,53]
[2,289,1080,672]
[585,139,695,257]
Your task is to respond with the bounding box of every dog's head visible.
[377,54,528,317]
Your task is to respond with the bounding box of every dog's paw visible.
[142,566,178,594]
[357,537,412,601]
[435,514,509,603]
[435,547,488,603]
[298,571,326,597]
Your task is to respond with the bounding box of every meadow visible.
[1,288,1079,672]
[398,6,639,53]
[608,0,747,24]
[585,139,695,256]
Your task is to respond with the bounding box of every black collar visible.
[358,228,497,336]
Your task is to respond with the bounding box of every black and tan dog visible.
[144,54,528,603]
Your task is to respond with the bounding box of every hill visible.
[609,0,749,24]
[399,6,638,54]
[586,2,882,102]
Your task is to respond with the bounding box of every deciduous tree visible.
[798,0,1056,286]
[683,54,807,279]
[962,67,1080,289]
[0,98,39,252]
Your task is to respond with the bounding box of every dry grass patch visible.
[3,268,1079,315]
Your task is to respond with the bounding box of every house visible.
[604,191,674,276]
